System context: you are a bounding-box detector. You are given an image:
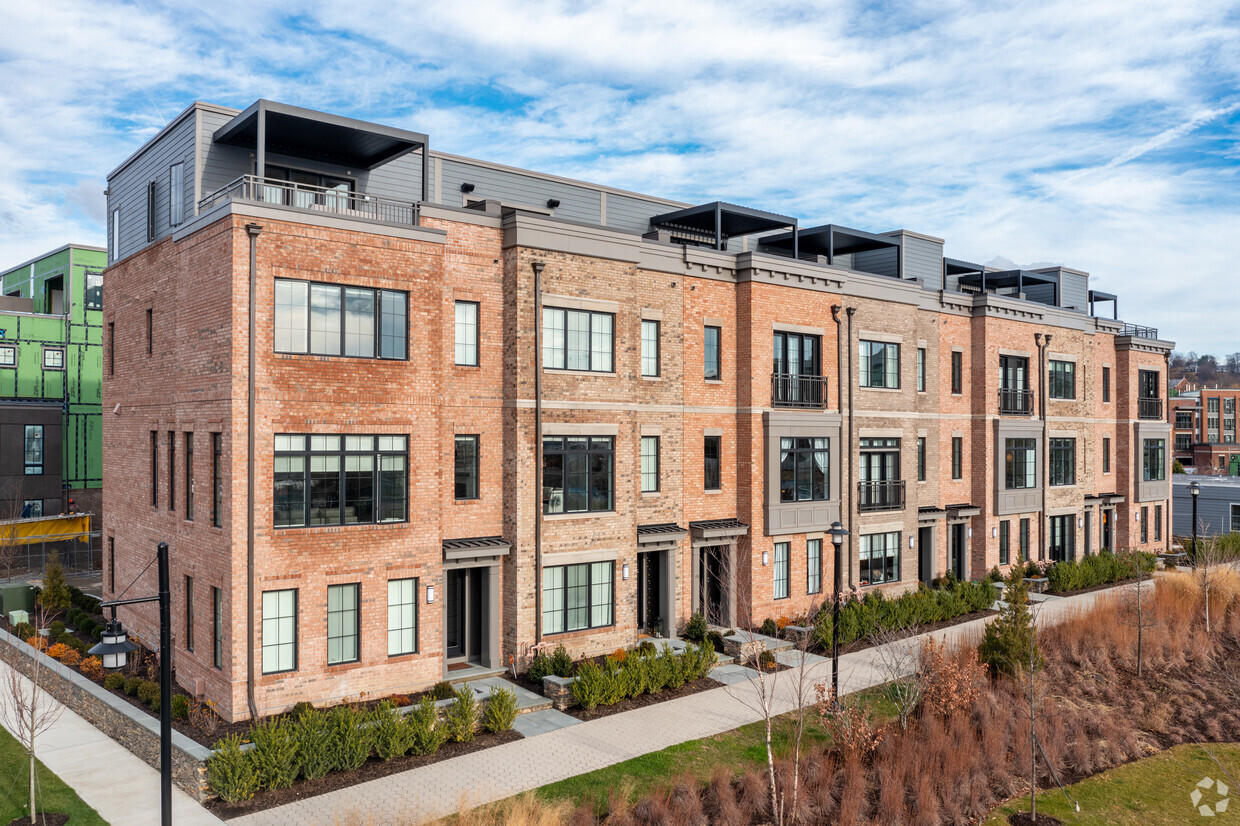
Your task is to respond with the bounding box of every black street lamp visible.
[828,521,849,706]
[89,541,172,826]
[1189,480,1201,558]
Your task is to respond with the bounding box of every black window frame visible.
[1049,514,1074,562]
[168,430,176,513]
[704,435,722,491]
[860,531,900,586]
[542,436,615,514]
[640,435,660,493]
[23,425,44,476]
[1102,437,1111,474]
[1005,438,1036,490]
[1154,503,1163,542]
[274,434,410,528]
[185,575,194,652]
[916,347,926,392]
[169,162,184,226]
[85,272,103,311]
[951,436,963,480]
[917,436,926,481]
[455,435,480,500]
[773,541,790,600]
[1019,518,1030,562]
[541,561,615,635]
[212,433,223,528]
[950,351,963,395]
[261,588,298,675]
[542,306,615,373]
[212,586,223,670]
[773,331,821,377]
[999,520,1010,565]
[326,582,361,666]
[1102,365,1111,403]
[150,430,158,505]
[1175,411,1193,429]
[1141,506,1149,544]
[454,300,479,367]
[641,319,661,378]
[1049,438,1076,486]
[1176,434,1191,452]
[807,538,822,594]
[704,325,722,380]
[1143,438,1165,482]
[1048,360,1076,400]
[859,341,900,389]
[185,432,194,521]
[273,277,409,361]
[779,436,829,502]
[387,577,419,657]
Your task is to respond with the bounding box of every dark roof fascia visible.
[214,99,428,150]
[761,223,902,258]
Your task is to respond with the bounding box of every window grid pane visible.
[261,589,296,674]
[641,320,660,377]
[542,563,613,635]
[327,584,359,665]
[455,301,478,366]
[275,434,408,527]
[807,539,822,594]
[640,436,659,493]
[387,578,417,656]
[773,542,790,599]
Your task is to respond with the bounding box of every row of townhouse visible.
[102,99,1173,721]
[1169,387,1240,473]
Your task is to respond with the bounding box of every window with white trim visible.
[641,319,660,377]
[455,301,478,366]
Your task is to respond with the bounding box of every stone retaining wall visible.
[0,628,214,802]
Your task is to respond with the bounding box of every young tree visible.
[0,480,31,583]
[978,569,1040,677]
[1119,552,1157,678]
[1191,535,1232,635]
[867,624,924,730]
[37,551,71,621]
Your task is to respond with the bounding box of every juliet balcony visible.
[858,480,906,512]
[1138,397,1164,420]
[772,373,829,409]
[999,387,1034,415]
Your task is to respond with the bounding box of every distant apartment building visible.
[1169,387,1240,473]
[103,100,1173,721]
[0,244,105,518]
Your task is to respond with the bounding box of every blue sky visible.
[3,0,1239,353]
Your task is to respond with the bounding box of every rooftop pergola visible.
[759,224,902,274]
[649,202,798,255]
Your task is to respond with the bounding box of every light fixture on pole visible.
[89,541,172,826]
[1189,479,1201,557]
[827,520,850,706]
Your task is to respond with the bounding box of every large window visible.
[261,589,297,674]
[1176,411,1193,429]
[807,539,822,594]
[1048,515,1074,562]
[24,425,43,476]
[327,583,360,665]
[704,435,721,491]
[455,301,478,366]
[1005,438,1036,489]
[1176,434,1191,452]
[773,331,820,377]
[274,434,408,527]
[859,341,899,388]
[704,325,721,380]
[1048,360,1075,400]
[780,437,829,502]
[951,437,963,480]
[773,542,790,600]
[274,279,407,360]
[641,320,660,377]
[85,273,103,310]
[860,532,899,586]
[1143,438,1166,481]
[542,562,614,635]
[1049,438,1076,486]
[543,307,613,372]
[640,436,659,493]
[455,435,479,500]
[543,436,614,514]
[388,578,418,656]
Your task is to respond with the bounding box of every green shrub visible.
[103,672,126,692]
[137,680,160,705]
[662,644,686,689]
[207,734,259,802]
[148,689,162,712]
[571,662,610,710]
[289,701,315,718]
[645,649,672,693]
[618,656,647,699]
[759,618,778,637]
[1045,550,1155,594]
[91,627,103,642]
[445,685,479,743]
[123,676,141,696]
[57,633,88,653]
[688,641,717,680]
[171,694,191,720]
[430,681,455,701]
[407,696,447,756]
[979,572,1041,676]
[706,630,726,653]
[371,701,412,761]
[13,622,34,640]
[66,609,82,628]
[637,640,657,655]
[250,716,300,789]
[49,621,66,638]
[483,686,519,733]
[758,649,777,671]
[527,650,552,681]
[329,705,373,772]
[684,611,708,642]
[294,708,334,780]
[549,644,574,678]
[79,618,97,637]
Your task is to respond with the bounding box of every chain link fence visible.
[1,530,102,581]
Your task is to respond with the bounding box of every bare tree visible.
[0,609,67,825]
[0,479,31,583]
[866,624,924,730]
[1191,535,1231,635]
[1119,553,1157,678]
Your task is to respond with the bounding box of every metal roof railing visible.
[1119,322,1160,339]
[197,175,420,227]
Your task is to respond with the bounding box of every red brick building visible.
[102,100,1174,721]
[1169,388,1240,473]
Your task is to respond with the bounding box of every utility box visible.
[8,609,29,627]
[0,584,36,616]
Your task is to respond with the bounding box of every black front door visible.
[637,551,662,634]
[1101,509,1113,551]
[699,545,727,626]
[918,526,934,584]
[949,523,967,580]
[445,568,484,662]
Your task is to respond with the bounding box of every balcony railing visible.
[1119,323,1160,340]
[772,373,829,408]
[1138,397,1163,420]
[998,387,1034,415]
[197,175,420,226]
[858,480,906,512]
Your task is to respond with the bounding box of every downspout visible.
[532,261,545,644]
[846,306,857,587]
[832,305,845,588]
[1034,332,1049,561]
[245,223,262,721]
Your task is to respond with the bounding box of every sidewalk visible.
[0,658,224,826]
[233,583,1125,826]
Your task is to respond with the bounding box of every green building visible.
[0,244,105,519]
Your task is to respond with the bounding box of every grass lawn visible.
[0,725,107,825]
[985,743,1240,825]
[537,685,896,814]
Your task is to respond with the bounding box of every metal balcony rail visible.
[857,480,906,512]
[1119,323,1159,339]
[998,387,1034,415]
[1138,397,1164,420]
[772,372,829,408]
[197,175,420,226]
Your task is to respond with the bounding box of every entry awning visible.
[637,523,688,545]
[443,536,511,563]
[1100,493,1126,505]
[917,506,947,522]
[689,519,750,541]
[946,504,981,518]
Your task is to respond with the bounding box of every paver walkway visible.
[0,658,225,826]
[234,581,1127,826]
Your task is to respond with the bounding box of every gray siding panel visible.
[851,247,898,278]
[903,236,943,289]
[1022,283,1057,305]
[605,193,670,234]
[198,108,248,205]
[438,158,601,224]
[107,112,198,264]
[1059,272,1088,313]
[1173,481,1240,536]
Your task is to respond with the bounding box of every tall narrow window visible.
[146,180,156,242]
[168,431,176,512]
[916,347,926,392]
[380,291,407,360]
[185,575,194,652]
[261,589,297,674]
[641,319,660,377]
[704,325,721,380]
[807,539,822,594]
[1140,507,1149,544]
[1143,439,1166,481]
[343,288,376,358]
[107,322,115,375]
[455,435,479,500]
[24,426,43,476]
[1048,360,1075,400]
[859,341,899,388]
[1005,438,1036,489]
[640,436,659,493]
[999,520,1010,565]
[1019,518,1030,562]
[327,583,360,665]
[917,436,926,482]
[704,435,721,491]
[951,351,962,394]
[951,436,963,480]
[1102,366,1111,403]
[184,432,194,521]
[1102,437,1111,473]
[150,431,158,506]
[1154,503,1163,542]
[212,433,223,528]
[110,208,120,261]
[213,587,223,669]
[388,578,418,656]
[773,542,790,600]
[455,300,479,366]
[169,162,184,226]
[1049,514,1075,561]
[108,536,115,593]
[146,308,153,355]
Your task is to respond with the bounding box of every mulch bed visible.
[567,676,720,721]
[1008,813,1063,825]
[1045,576,1150,599]
[791,608,999,659]
[205,729,523,820]
[9,816,69,826]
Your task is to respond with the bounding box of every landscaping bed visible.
[567,676,718,721]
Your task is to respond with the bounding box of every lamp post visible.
[89,541,172,826]
[1189,480,1200,559]
[827,521,849,706]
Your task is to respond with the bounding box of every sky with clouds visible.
[2,0,1238,353]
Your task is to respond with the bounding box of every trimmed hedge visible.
[812,579,995,650]
[1045,550,1155,593]
[570,642,716,711]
